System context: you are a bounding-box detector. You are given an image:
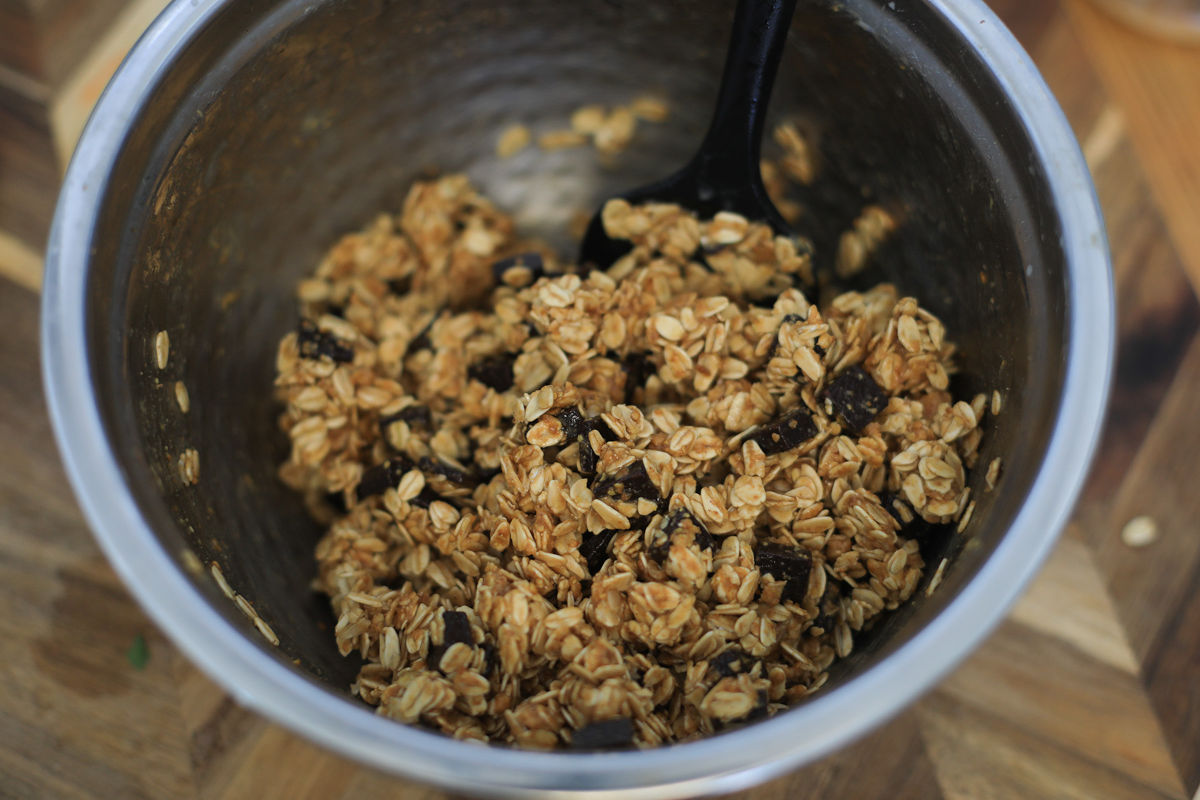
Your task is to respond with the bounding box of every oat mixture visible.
[274,173,986,749]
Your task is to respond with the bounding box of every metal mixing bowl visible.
[40,0,1113,796]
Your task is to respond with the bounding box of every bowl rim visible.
[40,0,1114,796]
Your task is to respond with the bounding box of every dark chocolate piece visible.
[358,457,414,498]
[665,509,715,552]
[407,317,435,353]
[571,718,634,750]
[480,642,497,677]
[386,276,413,296]
[441,610,473,647]
[297,319,355,363]
[580,531,617,576]
[408,487,442,509]
[746,408,819,455]
[744,690,770,722]
[467,354,515,392]
[325,491,349,515]
[756,544,812,604]
[620,351,656,403]
[556,407,585,441]
[592,461,659,506]
[710,649,749,678]
[491,252,546,285]
[879,491,955,556]
[823,365,888,432]
[577,436,598,476]
[419,456,470,486]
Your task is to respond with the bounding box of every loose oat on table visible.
[274,172,987,749]
[1120,515,1158,548]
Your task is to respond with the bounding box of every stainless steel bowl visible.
[41,0,1113,796]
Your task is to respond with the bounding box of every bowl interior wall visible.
[86,0,1066,714]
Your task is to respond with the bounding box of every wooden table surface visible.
[2,1,1200,797]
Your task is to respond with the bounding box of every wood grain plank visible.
[1094,334,1200,663]
[934,619,1184,797]
[1066,0,1200,296]
[919,690,1180,800]
[1087,333,1200,794]
[0,0,39,79]
[0,276,197,798]
[1008,529,1139,674]
[0,80,58,249]
[723,711,943,800]
[1077,135,1200,504]
[0,229,41,290]
[1145,564,1200,795]
[46,0,171,166]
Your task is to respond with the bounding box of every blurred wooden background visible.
[1,0,1199,797]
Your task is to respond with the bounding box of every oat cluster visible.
[274,174,985,748]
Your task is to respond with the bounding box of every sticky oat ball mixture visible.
[274,174,986,748]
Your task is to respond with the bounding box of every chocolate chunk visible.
[419,456,470,486]
[441,610,473,647]
[407,317,435,353]
[467,354,515,392]
[879,491,954,556]
[619,351,656,403]
[381,404,433,431]
[556,407,585,441]
[748,295,780,309]
[746,408,819,455]
[491,252,545,285]
[744,690,770,722]
[665,509,714,552]
[756,545,812,604]
[571,718,634,750]
[812,583,846,633]
[824,365,888,432]
[710,649,749,678]
[357,457,414,498]
[578,579,592,598]
[577,436,598,476]
[322,488,347,515]
[386,276,413,296]
[592,461,659,506]
[585,415,620,443]
[480,642,497,677]
[580,530,617,576]
[407,487,442,509]
[647,528,670,564]
[297,319,355,363]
